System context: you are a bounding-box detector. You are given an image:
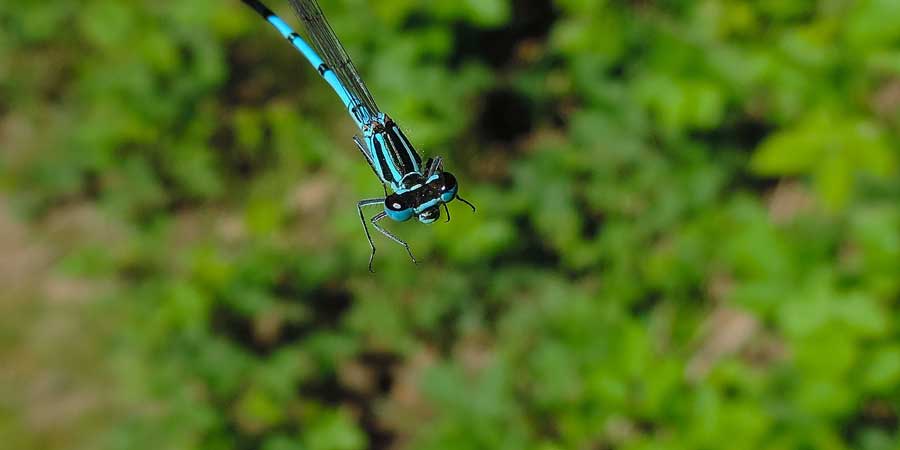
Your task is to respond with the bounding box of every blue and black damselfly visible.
[241,0,475,271]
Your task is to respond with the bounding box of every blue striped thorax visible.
[363,115,423,188]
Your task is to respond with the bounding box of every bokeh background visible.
[3,0,900,449]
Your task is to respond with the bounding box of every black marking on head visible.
[401,173,425,190]
[433,172,457,194]
[386,193,412,212]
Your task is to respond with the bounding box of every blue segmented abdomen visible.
[242,0,418,185]
[264,15,373,127]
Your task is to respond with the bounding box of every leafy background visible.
[2,0,900,449]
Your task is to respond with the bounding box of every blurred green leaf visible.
[303,411,366,450]
[752,110,897,209]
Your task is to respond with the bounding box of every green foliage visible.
[2,0,900,450]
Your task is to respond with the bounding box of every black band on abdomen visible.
[242,0,275,19]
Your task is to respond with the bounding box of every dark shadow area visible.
[302,352,400,450]
[477,88,535,145]
[693,115,779,194]
[450,0,559,68]
[842,399,899,446]
[490,215,562,270]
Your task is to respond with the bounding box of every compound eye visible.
[438,172,458,202]
[385,193,408,211]
[384,193,414,221]
[440,172,457,191]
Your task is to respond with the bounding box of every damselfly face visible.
[417,206,441,224]
[384,171,459,223]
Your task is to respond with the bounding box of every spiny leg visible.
[357,198,385,272]
[371,211,417,265]
[442,202,451,223]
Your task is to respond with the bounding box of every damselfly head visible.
[384,170,468,223]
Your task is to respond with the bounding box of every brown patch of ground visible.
[0,197,119,450]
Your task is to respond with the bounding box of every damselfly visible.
[241,0,475,271]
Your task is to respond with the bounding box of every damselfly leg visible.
[353,135,376,172]
[371,211,417,266]
[357,199,418,272]
[354,135,388,195]
[357,198,384,272]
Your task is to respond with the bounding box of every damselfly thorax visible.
[357,113,471,223]
[361,114,423,190]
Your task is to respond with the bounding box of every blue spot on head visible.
[386,207,413,222]
[441,185,458,203]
